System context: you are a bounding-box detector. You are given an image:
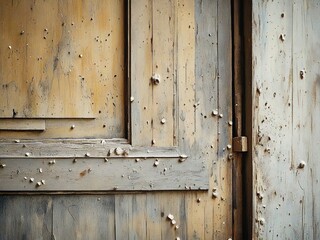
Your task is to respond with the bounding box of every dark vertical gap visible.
[232,0,251,239]
[124,0,130,141]
[232,0,244,239]
[243,0,253,239]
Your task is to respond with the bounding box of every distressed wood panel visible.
[52,195,115,240]
[152,0,176,147]
[0,0,233,239]
[0,0,125,138]
[0,157,207,191]
[0,196,53,240]
[130,0,153,146]
[0,119,45,131]
[252,0,320,239]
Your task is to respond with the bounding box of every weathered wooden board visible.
[0,119,45,131]
[0,0,233,239]
[0,157,207,191]
[0,196,53,240]
[53,195,116,239]
[252,0,320,239]
[0,0,125,138]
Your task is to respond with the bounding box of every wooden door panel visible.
[0,0,231,194]
[0,0,126,139]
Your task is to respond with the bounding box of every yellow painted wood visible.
[152,0,176,147]
[0,0,234,239]
[130,0,153,146]
[0,119,45,131]
[0,0,125,138]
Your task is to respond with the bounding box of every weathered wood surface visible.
[0,0,233,239]
[252,0,320,239]
[0,157,207,191]
[0,0,125,139]
[0,119,45,131]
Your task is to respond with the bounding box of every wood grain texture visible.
[252,0,320,239]
[152,0,175,147]
[0,0,234,239]
[0,196,53,240]
[0,0,125,138]
[0,157,208,191]
[0,119,45,131]
[52,195,115,240]
[130,0,153,147]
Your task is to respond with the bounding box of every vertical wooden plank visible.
[146,193,161,240]
[292,0,320,239]
[160,192,186,240]
[152,0,175,147]
[185,192,205,239]
[115,194,147,240]
[215,0,233,238]
[251,1,297,239]
[131,0,153,146]
[194,0,218,239]
[115,195,131,240]
[52,195,115,240]
[176,0,195,151]
[130,194,147,240]
[0,196,53,240]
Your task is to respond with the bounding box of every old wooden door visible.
[0,0,234,239]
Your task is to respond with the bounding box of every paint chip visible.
[167,214,174,220]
